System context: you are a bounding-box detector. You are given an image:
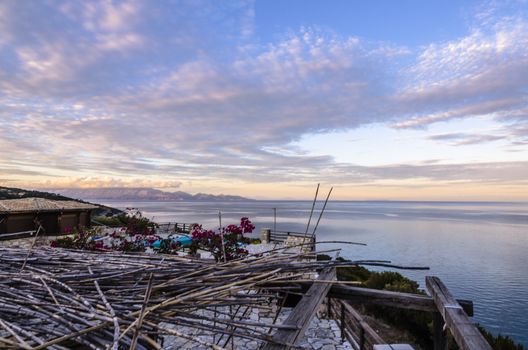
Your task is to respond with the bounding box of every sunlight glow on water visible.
[98,200,528,346]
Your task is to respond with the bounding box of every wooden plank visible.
[426,276,491,350]
[263,267,336,350]
[326,284,473,316]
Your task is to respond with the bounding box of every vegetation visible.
[91,215,126,227]
[476,325,526,350]
[51,226,153,253]
[0,186,71,201]
[318,255,525,350]
[52,209,169,252]
[0,186,122,216]
[52,211,256,261]
[92,209,168,229]
[50,226,107,250]
[189,217,255,261]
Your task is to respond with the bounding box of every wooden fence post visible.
[433,312,448,350]
[340,302,345,342]
[359,327,365,350]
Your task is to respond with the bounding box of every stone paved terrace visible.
[163,306,353,350]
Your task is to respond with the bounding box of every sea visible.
[95,199,528,346]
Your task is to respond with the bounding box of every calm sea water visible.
[97,200,528,346]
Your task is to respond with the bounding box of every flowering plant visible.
[50,213,255,261]
[190,217,254,261]
[50,226,106,250]
[121,208,158,235]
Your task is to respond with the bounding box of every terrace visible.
[0,224,491,350]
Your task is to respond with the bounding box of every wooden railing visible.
[426,276,491,350]
[328,298,383,350]
[319,278,490,350]
[326,284,473,315]
[155,222,194,234]
[0,230,36,241]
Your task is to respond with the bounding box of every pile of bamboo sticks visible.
[0,244,361,349]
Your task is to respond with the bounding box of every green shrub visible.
[469,326,525,350]
[92,215,125,227]
[364,271,421,294]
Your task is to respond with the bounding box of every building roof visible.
[0,198,98,214]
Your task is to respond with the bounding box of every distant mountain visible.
[48,188,253,202]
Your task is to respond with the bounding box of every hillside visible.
[0,186,121,215]
[47,188,253,202]
[0,186,72,201]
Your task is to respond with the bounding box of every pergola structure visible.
[0,197,97,239]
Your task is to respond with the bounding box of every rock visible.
[247,340,259,349]
[321,345,337,350]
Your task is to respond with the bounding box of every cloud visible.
[0,1,527,196]
[329,161,528,184]
[392,98,523,128]
[428,132,507,145]
[394,15,528,127]
[29,177,182,189]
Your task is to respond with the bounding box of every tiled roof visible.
[0,198,98,213]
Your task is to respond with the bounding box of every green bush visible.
[364,271,421,294]
[92,215,125,227]
[470,326,525,350]
[92,212,158,234]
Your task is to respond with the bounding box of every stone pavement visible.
[163,306,353,349]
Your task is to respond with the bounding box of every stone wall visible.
[285,234,315,252]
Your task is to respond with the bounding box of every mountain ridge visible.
[46,187,253,202]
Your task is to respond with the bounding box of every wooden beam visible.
[262,267,336,350]
[285,283,473,316]
[332,285,473,315]
[426,276,491,350]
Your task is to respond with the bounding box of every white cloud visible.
[33,176,182,189]
[393,98,523,128]
[428,132,507,146]
[0,1,526,195]
[394,17,528,120]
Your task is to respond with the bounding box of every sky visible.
[0,0,527,200]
